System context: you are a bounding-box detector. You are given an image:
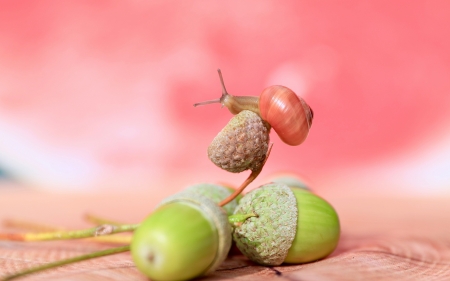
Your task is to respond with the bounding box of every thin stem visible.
[2,218,133,244]
[228,213,257,227]
[84,214,126,226]
[1,245,130,281]
[0,224,139,242]
[219,143,273,207]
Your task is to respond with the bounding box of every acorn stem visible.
[228,213,257,226]
[2,218,133,244]
[219,143,273,207]
[0,224,139,241]
[1,245,130,281]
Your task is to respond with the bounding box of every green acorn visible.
[131,192,232,281]
[207,110,270,173]
[231,183,340,266]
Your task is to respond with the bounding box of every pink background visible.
[1,1,449,196]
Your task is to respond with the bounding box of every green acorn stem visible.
[228,213,257,227]
[0,223,139,241]
[1,245,130,281]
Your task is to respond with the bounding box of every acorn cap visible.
[157,192,232,276]
[208,110,270,173]
[232,183,298,266]
[183,183,239,215]
[267,173,311,191]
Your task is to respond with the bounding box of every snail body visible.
[194,70,314,146]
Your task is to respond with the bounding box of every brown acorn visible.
[208,110,270,173]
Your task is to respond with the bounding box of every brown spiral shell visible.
[259,85,313,146]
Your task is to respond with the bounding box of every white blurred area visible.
[0,45,212,191]
[356,129,450,196]
[0,1,449,196]
[317,135,450,197]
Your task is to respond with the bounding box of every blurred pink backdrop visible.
[1,1,449,196]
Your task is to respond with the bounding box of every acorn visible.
[183,183,239,215]
[231,183,340,266]
[131,192,232,281]
[207,110,270,173]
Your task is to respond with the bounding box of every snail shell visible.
[259,85,313,146]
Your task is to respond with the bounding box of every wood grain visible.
[1,187,450,281]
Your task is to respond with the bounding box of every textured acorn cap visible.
[232,183,298,266]
[183,183,238,215]
[158,192,232,276]
[267,173,311,191]
[208,110,270,173]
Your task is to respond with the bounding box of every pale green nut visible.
[232,183,340,266]
[183,183,239,215]
[284,187,340,263]
[131,192,232,281]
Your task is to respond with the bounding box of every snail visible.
[131,192,231,281]
[194,69,314,146]
[230,182,340,265]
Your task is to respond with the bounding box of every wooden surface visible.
[1,187,450,281]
